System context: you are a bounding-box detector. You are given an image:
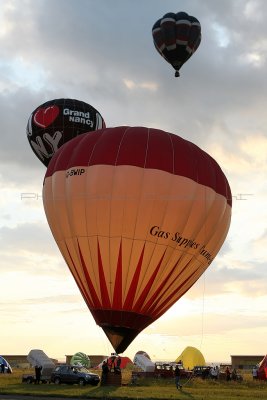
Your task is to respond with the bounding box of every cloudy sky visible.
[1,0,267,364]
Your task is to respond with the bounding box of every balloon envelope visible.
[43,126,231,353]
[152,11,201,76]
[26,98,105,167]
[0,356,12,373]
[70,352,91,368]
[175,346,205,370]
[135,351,151,360]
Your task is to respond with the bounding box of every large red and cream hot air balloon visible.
[42,126,231,353]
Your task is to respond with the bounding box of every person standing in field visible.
[101,360,109,385]
[252,366,258,380]
[34,365,42,384]
[174,365,182,389]
[225,366,231,381]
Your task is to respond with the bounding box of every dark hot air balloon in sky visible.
[42,126,231,353]
[26,98,106,167]
[152,11,201,77]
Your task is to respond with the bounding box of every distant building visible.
[1,355,29,368]
[2,355,58,368]
[231,355,264,370]
[2,354,105,368]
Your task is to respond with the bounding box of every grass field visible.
[0,368,267,399]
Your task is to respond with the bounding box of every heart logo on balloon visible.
[33,105,60,128]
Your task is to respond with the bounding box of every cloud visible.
[149,312,267,337]
[0,222,56,254]
[123,78,158,91]
[254,229,267,245]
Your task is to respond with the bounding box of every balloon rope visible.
[199,182,208,350]
[182,274,206,388]
[180,370,195,387]
[199,272,205,350]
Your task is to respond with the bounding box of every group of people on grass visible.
[176,363,241,388]
[224,366,239,381]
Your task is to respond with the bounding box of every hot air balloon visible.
[135,351,151,360]
[26,98,106,167]
[0,356,12,373]
[42,126,231,353]
[70,352,91,368]
[152,11,201,77]
[175,346,205,370]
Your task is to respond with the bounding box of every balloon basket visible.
[101,370,122,386]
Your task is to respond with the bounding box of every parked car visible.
[50,365,100,386]
[193,366,211,379]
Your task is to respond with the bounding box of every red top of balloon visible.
[46,126,232,207]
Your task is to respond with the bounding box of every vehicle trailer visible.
[21,349,56,384]
[154,362,192,379]
[131,360,192,382]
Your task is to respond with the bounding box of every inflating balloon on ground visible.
[70,352,91,368]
